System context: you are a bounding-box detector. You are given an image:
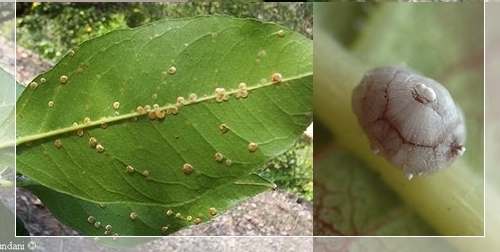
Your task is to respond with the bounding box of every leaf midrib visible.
[13,72,311,148]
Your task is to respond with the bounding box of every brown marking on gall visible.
[215,152,223,162]
[271,73,282,84]
[59,75,69,84]
[209,207,217,216]
[54,139,62,149]
[219,124,229,133]
[89,137,97,148]
[248,142,258,152]
[183,163,194,175]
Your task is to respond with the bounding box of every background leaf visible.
[314,2,483,237]
[0,67,15,168]
[16,15,312,236]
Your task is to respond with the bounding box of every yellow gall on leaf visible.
[183,163,194,175]
[248,142,258,152]
[54,139,62,149]
[168,66,176,75]
[29,82,38,90]
[125,165,134,174]
[193,217,202,225]
[113,102,120,110]
[161,226,169,234]
[219,124,229,133]
[277,29,285,38]
[188,93,197,102]
[166,106,178,115]
[177,96,185,106]
[76,128,84,137]
[148,111,157,120]
[209,207,217,216]
[156,109,166,119]
[96,144,105,153]
[89,137,97,148]
[238,82,247,90]
[129,212,137,220]
[59,75,68,84]
[215,152,223,162]
[84,117,91,125]
[271,73,282,84]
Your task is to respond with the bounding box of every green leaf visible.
[314,149,437,236]
[314,3,483,237]
[16,15,312,235]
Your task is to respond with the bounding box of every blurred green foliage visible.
[17,2,312,62]
[258,138,313,201]
[16,2,313,201]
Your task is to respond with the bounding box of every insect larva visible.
[351,65,466,180]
